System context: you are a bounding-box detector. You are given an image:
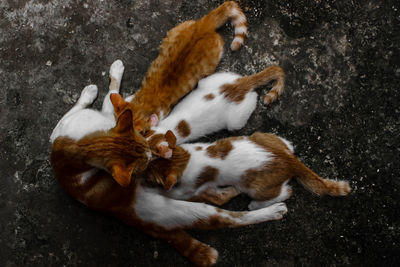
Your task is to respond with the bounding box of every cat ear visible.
[165,130,177,148]
[110,93,128,114]
[149,114,159,127]
[115,109,133,133]
[164,173,178,191]
[111,163,132,187]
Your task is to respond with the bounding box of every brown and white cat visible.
[51,76,288,267]
[114,1,248,156]
[145,132,352,208]
[50,60,153,187]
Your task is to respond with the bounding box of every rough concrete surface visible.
[1,0,399,266]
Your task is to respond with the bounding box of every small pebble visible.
[126,17,135,28]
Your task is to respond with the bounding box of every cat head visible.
[82,108,152,187]
[110,93,174,159]
[146,129,176,159]
[145,134,189,190]
[110,93,156,135]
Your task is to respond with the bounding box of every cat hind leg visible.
[77,84,98,107]
[102,60,125,115]
[190,186,240,206]
[248,182,292,210]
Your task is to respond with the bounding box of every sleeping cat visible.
[145,132,352,208]
[110,64,285,156]
[51,74,288,267]
[113,1,248,156]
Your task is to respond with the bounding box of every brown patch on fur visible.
[147,133,165,153]
[191,186,239,206]
[109,77,119,91]
[241,159,291,201]
[220,66,285,104]
[204,93,215,100]
[176,120,191,138]
[145,146,191,189]
[195,166,219,188]
[206,139,233,160]
[195,146,203,151]
[144,129,155,138]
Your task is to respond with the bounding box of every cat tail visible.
[199,1,248,51]
[292,157,351,196]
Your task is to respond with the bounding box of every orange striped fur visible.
[112,1,248,135]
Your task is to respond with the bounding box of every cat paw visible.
[267,202,288,220]
[79,85,98,106]
[157,142,172,159]
[190,244,218,267]
[109,59,125,81]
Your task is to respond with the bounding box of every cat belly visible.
[50,110,115,142]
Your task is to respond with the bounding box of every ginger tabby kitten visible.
[112,1,248,157]
[50,60,152,187]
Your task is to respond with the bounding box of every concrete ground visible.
[1,0,399,266]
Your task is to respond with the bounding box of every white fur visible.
[50,60,125,143]
[134,185,287,230]
[79,168,98,184]
[151,72,258,144]
[230,9,246,26]
[162,138,273,201]
[234,26,248,35]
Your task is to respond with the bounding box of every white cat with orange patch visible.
[145,132,352,209]
[110,65,285,155]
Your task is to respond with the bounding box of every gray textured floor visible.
[1,0,399,266]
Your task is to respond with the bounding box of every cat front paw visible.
[268,202,288,220]
[110,59,125,81]
[79,85,98,106]
[189,244,218,267]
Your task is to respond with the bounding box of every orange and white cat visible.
[50,1,248,185]
[145,133,352,207]
[113,1,248,156]
[111,64,285,156]
[50,60,153,187]
[51,68,288,267]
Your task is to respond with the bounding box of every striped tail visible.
[199,1,248,51]
[246,65,285,104]
[292,157,351,196]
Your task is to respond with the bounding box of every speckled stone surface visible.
[1,0,399,266]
